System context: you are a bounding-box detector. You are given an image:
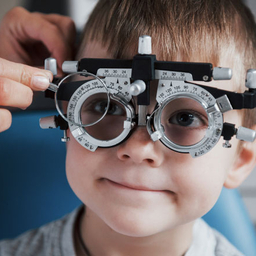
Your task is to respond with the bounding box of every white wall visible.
[69,0,98,31]
[245,0,256,18]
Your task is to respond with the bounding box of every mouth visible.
[102,178,169,193]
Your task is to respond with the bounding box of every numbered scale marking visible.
[155,70,193,81]
[97,68,132,78]
[67,77,133,151]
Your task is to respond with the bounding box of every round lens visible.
[56,73,110,128]
[81,95,127,140]
[160,97,208,146]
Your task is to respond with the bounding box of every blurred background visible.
[0,0,255,232]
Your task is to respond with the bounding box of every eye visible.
[168,110,207,128]
[85,99,125,116]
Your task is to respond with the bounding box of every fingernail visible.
[45,71,53,81]
[32,76,50,90]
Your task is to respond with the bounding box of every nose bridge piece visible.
[138,105,148,126]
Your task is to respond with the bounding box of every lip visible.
[103,178,167,193]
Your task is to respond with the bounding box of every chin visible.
[106,220,162,238]
[100,207,174,238]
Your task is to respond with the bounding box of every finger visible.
[40,14,76,63]
[0,108,12,132]
[0,58,53,91]
[0,77,33,109]
[5,7,68,67]
[21,12,73,67]
[35,13,76,50]
[2,8,73,72]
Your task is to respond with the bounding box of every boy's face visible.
[65,41,242,237]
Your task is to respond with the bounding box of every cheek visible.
[176,111,241,209]
[65,131,116,205]
[65,132,97,202]
[168,142,237,219]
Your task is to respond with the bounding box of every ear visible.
[224,136,256,189]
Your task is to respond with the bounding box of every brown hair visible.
[78,0,256,128]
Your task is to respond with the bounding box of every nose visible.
[116,127,164,167]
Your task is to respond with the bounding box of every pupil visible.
[100,101,107,112]
[99,101,116,114]
[177,113,194,126]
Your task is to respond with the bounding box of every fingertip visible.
[45,70,53,81]
[31,75,50,91]
[33,66,53,81]
[30,68,53,91]
[0,109,12,132]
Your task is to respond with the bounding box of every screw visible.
[223,140,232,148]
[203,75,209,81]
[61,130,70,142]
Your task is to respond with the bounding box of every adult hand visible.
[0,7,76,75]
[0,58,53,132]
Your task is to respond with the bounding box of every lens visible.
[160,97,208,146]
[81,95,127,140]
[56,73,110,127]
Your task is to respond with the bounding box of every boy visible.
[1,0,256,255]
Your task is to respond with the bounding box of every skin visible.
[0,7,76,132]
[0,7,76,71]
[66,41,256,256]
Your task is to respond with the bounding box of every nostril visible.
[147,159,154,164]
[122,154,130,160]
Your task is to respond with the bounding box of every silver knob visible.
[245,69,256,89]
[62,61,78,73]
[44,58,57,76]
[236,126,256,142]
[213,67,232,80]
[130,80,146,96]
[39,116,57,129]
[138,35,152,55]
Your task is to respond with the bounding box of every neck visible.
[78,207,194,256]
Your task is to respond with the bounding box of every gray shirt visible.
[0,206,244,256]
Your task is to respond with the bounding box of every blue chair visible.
[1,110,256,256]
